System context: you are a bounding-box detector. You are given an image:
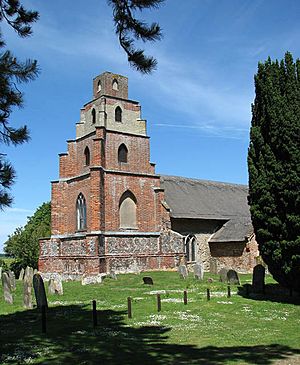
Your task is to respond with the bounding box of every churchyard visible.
[1,270,300,365]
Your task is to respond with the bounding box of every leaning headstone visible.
[33,273,48,308]
[23,274,33,309]
[219,268,229,283]
[178,265,188,279]
[252,264,265,293]
[48,277,63,295]
[193,262,204,280]
[227,269,240,285]
[18,268,25,281]
[2,272,13,304]
[8,270,16,291]
[143,276,154,285]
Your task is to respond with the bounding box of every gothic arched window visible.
[118,144,128,163]
[97,80,101,92]
[185,234,196,262]
[84,147,90,166]
[112,79,119,90]
[76,193,87,231]
[119,191,137,229]
[115,106,122,122]
[92,108,96,124]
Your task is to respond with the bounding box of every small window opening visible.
[112,79,119,91]
[185,234,196,262]
[115,106,122,123]
[97,80,101,92]
[92,108,96,124]
[118,144,128,163]
[76,193,87,231]
[84,147,90,166]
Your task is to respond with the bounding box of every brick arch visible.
[119,190,137,229]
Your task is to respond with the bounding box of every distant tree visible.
[248,52,300,292]
[108,0,164,74]
[0,0,39,209]
[4,202,50,271]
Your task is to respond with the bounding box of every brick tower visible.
[39,72,181,279]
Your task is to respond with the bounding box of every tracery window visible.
[185,234,196,262]
[76,193,87,231]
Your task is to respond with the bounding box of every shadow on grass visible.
[0,304,300,364]
[238,284,300,305]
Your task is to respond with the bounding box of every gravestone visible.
[24,266,34,283]
[2,272,13,304]
[143,276,154,285]
[193,262,204,280]
[18,268,25,281]
[48,277,63,295]
[0,267,2,279]
[252,264,265,293]
[178,265,188,279]
[33,273,48,308]
[219,268,229,283]
[8,270,16,291]
[33,269,38,275]
[109,271,117,280]
[23,274,33,309]
[227,269,240,285]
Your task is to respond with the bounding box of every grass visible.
[0,271,300,364]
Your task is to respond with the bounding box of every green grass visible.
[0,271,300,364]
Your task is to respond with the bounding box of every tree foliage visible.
[248,52,300,291]
[108,0,164,74]
[0,0,39,209]
[4,202,51,271]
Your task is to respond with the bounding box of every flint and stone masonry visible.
[39,72,258,280]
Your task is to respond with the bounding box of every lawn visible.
[0,271,300,364]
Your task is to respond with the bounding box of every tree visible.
[0,0,39,208]
[108,0,164,74]
[248,52,300,292]
[4,202,51,271]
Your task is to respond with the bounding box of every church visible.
[39,72,258,280]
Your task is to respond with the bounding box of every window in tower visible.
[119,191,137,229]
[76,193,87,231]
[112,79,119,91]
[92,108,96,124]
[84,146,90,166]
[118,143,128,163]
[97,80,101,92]
[115,106,122,123]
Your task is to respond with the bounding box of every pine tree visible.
[108,0,164,73]
[0,0,39,208]
[248,52,300,292]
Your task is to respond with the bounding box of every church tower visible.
[39,72,179,279]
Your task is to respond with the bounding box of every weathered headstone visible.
[252,264,265,293]
[24,266,34,283]
[33,273,48,308]
[143,276,154,285]
[178,265,188,279]
[0,267,2,280]
[193,262,204,280]
[23,274,33,309]
[219,268,229,283]
[48,277,63,295]
[8,270,16,291]
[109,271,117,280]
[2,272,13,304]
[18,268,25,281]
[227,269,240,285]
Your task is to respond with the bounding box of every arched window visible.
[84,147,90,166]
[184,234,196,262]
[92,108,96,124]
[119,191,137,229]
[76,193,87,231]
[115,106,122,122]
[118,144,128,163]
[97,80,101,92]
[112,79,119,91]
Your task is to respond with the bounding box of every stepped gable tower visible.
[39,72,182,279]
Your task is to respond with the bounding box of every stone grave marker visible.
[23,273,33,309]
[18,268,25,281]
[193,262,204,280]
[178,265,188,279]
[143,276,154,285]
[227,269,240,285]
[2,272,13,304]
[48,277,63,295]
[8,270,16,291]
[0,267,2,279]
[33,273,48,308]
[109,271,117,280]
[219,268,229,283]
[24,266,34,283]
[252,264,265,293]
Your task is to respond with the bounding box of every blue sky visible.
[0,0,299,252]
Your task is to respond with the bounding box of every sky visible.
[0,0,300,252]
